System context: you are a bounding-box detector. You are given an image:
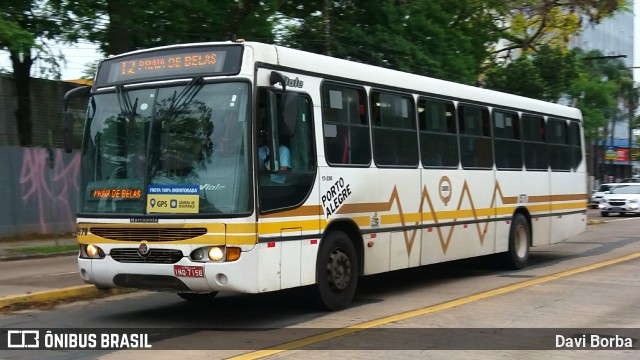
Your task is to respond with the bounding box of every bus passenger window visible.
[418,97,459,168]
[321,83,371,166]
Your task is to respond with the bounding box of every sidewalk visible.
[0,235,101,311]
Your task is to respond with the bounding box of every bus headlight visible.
[81,244,105,259]
[190,246,242,262]
[192,248,205,261]
[208,247,224,261]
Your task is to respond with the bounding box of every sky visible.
[0,41,103,80]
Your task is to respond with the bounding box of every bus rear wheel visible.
[314,230,359,311]
[502,213,530,270]
[177,292,219,302]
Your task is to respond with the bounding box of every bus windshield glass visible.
[79,81,251,216]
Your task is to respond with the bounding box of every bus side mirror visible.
[63,86,90,153]
[279,92,299,137]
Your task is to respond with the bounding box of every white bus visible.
[64,41,587,310]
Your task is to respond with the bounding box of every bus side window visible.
[522,114,548,171]
[418,97,459,168]
[458,104,491,169]
[321,83,371,166]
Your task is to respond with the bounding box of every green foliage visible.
[496,0,624,57]
[58,0,279,56]
[484,46,636,143]
[484,46,579,101]
[568,49,635,141]
[0,16,34,54]
[1,0,68,145]
[1,1,65,75]
[278,0,499,84]
[484,57,547,99]
[2,0,631,149]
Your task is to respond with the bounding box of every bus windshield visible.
[79,81,251,216]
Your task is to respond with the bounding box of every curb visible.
[0,251,78,262]
[587,219,606,225]
[0,285,97,309]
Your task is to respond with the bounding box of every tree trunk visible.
[106,0,134,55]
[222,1,261,40]
[10,51,34,147]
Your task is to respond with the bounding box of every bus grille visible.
[110,249,184,264]
[91,227,207,241]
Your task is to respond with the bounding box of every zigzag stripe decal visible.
[338,181,583,256]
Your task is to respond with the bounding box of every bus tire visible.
[502,213,530,270]
[314,230,359,311]
[177,292,218,302]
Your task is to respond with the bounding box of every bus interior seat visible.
[340,134,348,164]
[325,133,349,164]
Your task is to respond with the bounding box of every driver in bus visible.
[258,129,291,185]
[258,129,291,172]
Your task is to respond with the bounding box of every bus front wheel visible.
[502,213,530,270]
[177,292,219,302]
[314,230,359,311]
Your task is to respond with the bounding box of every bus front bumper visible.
[78,249,259,294]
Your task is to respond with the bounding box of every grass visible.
[0,232,75,243]
[6,244,78,255]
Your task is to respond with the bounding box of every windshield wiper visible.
[165,76,204,120]
[115,84,138,121]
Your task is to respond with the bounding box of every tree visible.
[278,0,500,84]
[277,1,623,85]
[1,1,66,146]
[562,49,634,180]
[494,0,624,59]
[58,0,279,56]
[483,45,580,101]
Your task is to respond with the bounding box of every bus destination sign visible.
[97,45,243,86]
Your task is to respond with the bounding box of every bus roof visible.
[105,40,582,120]
[245,42,581,121]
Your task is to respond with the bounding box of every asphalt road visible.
[1,208,638,359]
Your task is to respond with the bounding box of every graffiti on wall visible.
[19,148,80,233]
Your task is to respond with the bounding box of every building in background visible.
[571,1,640,183]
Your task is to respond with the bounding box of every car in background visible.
[619,177,640,183]
[599,184,640,217]
[590,183,616,208]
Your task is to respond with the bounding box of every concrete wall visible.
[0,147,80,237]
[0,74,87,148]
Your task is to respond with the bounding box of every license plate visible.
[174,265,204,278]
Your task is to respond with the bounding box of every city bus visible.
[63,40,587,310]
